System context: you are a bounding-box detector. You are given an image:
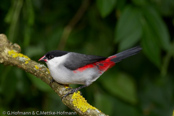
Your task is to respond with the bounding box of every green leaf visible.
[27,73,51,92]
[114,99,140,116]
[2,68,17,104]
[115,6,142,51]
[151,0,174,16]
[101,72,137,104]
[95,92,113,115]
[96,0,117,17]
[141,20,161,68]
[142,6,170,51]
[116,0,127,10]
[118,28,142,51]
[132,0,148,6]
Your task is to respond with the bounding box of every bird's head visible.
[38,50,68,63]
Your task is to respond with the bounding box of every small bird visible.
[39,46,142,98]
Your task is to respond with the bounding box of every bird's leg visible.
[62,85,87,99]
[49,78,55,85]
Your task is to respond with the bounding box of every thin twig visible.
[58,0,90,50]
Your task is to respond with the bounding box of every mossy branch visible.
[0,34,107,116]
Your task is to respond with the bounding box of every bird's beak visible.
[38,56,47,62]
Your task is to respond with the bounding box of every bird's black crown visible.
[45,50,69,60]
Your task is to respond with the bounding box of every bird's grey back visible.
[64,52,106,70]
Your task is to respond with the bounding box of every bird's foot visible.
[64,85,71,91]
[61,85,86,100]
[62,88,79,100]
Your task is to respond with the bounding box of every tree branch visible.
[0,34,107,116]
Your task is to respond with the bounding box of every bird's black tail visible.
[110,46,142,63]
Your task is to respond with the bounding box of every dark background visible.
[0,0,174,116]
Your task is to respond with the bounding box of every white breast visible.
[46,54,72,84]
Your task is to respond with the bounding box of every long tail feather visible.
[110,46,142,63]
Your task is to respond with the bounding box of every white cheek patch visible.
[46,54,68,67]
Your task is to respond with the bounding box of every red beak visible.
[38,56,47,62]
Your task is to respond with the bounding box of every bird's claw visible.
[49,78,55,85]
[65,87,72,91]
[61,88,79,100]
[61,85,86,100]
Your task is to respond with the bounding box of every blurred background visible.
[0,0,174,116]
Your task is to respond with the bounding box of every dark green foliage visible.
[0,0,174,115]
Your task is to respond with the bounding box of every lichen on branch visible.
[0,34,107,116]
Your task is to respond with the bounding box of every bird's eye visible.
[48,55,54,59]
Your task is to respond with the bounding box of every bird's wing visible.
[64,52,106,70]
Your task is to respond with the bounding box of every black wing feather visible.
[64,53,106,70]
